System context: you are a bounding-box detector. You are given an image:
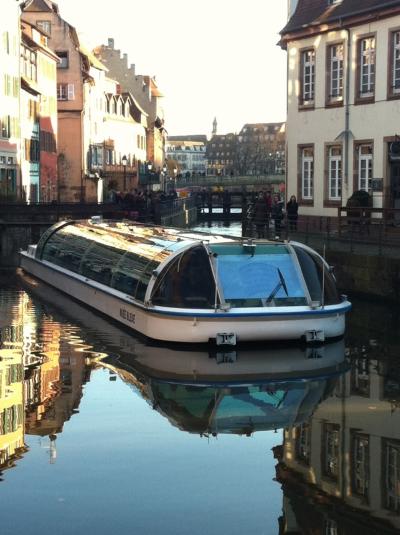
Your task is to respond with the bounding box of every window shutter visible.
[67,84,75,100]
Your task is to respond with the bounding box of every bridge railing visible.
[243,207,400,251]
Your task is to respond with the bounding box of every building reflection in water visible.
[276,342,400,534]
[0,288,92,475]
[2,276,400,533]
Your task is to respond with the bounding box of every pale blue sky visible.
[56,0,288,137]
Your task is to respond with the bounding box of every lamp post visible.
[173,167,177,190]
[161,163,167,192]
[122,155,128,192]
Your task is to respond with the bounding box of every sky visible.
[55,0,288,137]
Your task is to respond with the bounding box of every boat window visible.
[41,227,88,273]
[208,243,307,308]
[152,246,216,308]
[293,245,340,305]
[81,242,122,286]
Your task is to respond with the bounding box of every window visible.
[358,37,375,99]
[351,357,370,396]
[36,21,51,35]
[301,49,315,105]
[351,433,369,498]
[327,43,344,102]
[90,145,103,167]
[358,145,373,191]
[390,30,400,97]
[57,83,75,101]
[3,31,10,54]
[328,146,342,201]
[323,423,340,479]
[296,423,311,464]
[56,51,69,69]
[301,147,314,200]
[383,439,400,512]
[0,116,11,138]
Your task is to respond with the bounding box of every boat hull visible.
[20,253,349,344]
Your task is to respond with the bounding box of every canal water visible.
[0,224,399,534]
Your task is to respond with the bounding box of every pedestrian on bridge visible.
[253,192,268,238]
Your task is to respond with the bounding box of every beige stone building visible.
[94,39,167,178]
[281,0,400,217]
[0,1,21,200]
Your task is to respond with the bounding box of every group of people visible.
[106,187,180,223]
[248,190,299,238]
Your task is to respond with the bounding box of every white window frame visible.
[393,31,400,94]
[385,440,400,512]
[352,433,369,497]
[302,50,315,104]
[358,145,373,192]
[329,44,344,100]
[57,83,75,101]
[359,37,375,97]
[301,147,314,200]
[328,146,342,201]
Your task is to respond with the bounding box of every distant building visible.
[20,18,59,202]
[280,0,400,216]
[166,135,207,177]
[94,39,167,179]
[206,133,237,176]
[0,1,21,200]
[237,123,285,176]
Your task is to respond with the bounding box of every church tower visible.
[212,117,217,138]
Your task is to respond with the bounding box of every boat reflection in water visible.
[98,340,347,437]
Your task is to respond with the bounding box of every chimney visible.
[130,63,135,74]
[108,38,114,48]
[123,53,128,66]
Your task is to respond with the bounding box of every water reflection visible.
[0,272,400,533]
[98,340,346,437]
[277,342,400,533]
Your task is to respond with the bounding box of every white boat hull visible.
[20,253,349,344]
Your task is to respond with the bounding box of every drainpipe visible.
[344,28,351,206]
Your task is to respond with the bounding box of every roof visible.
[168,135,208,143]
[79,44,108,72]
[240,122,285,135]
[21,0,59,13]
[281,0,400,39]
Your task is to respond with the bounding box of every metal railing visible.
[243,207,400,254]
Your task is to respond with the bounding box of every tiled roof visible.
[281,0,400,35]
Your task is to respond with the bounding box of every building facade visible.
[206,133,237,176]
[237,122,285,176]
[166,135,207,177]
[20,19,58,202]
[94,39,167,179]
[0,1,21,201]
[21,0,109,202]
[281,0,400,217]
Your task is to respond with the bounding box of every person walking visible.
[253,192,268,238]
[286,195,299,231]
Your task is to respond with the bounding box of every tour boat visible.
[20,219,351,345]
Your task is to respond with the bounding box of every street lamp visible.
[173,167,177,186]
[161,163,167,192]
[121,155,128,191]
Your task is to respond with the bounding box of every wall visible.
[286,15,400,216]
